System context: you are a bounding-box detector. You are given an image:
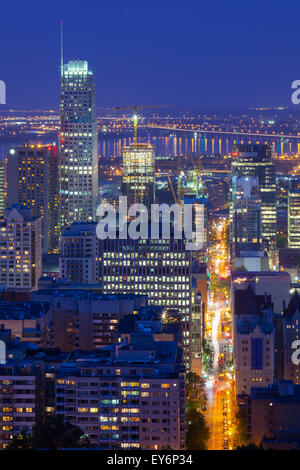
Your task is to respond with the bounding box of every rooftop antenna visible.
[60,20,64,78]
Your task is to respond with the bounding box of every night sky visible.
[1,0,300,110]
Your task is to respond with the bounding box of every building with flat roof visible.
[288,177,300,248]
[0,206,42,292]
[55,336,185,450]
[0,362,43,449]
[59,223,99,284]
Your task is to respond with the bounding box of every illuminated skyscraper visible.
[231,144,276,247]
[0,160,5,217]
[288,177,300,248]
[6,144,59,253]
[59,60,98,232]
[122,142,155,210]
[231,176,262,245]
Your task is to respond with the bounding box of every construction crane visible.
[113,105,171,143]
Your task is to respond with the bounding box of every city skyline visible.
[2,0,300,454]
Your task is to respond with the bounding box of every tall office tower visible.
[0,160,5,217]
[190,262,207,375]
[6,144,59,254]
[0,206,42,291]
[231,144,276,247]
[59,60,98,232]
[101,235,192,367]
[122,142,155,210]
[177,169,208,262]
[231,176,262,245]
[288,178,300,248]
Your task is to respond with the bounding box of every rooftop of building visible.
[55,338,184,379]
[232,270,290,280]
[32,286,147,303]
[118,306,163,335]
[251,380,300,403]
[61,222,97,237]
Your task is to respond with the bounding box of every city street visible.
[205,219,236,450]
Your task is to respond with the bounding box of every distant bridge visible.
[144,124,300,141]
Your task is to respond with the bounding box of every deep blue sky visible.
[1,0,300,110]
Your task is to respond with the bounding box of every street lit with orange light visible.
[204,219,236,450]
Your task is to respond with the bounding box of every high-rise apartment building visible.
[231,176,262,245]
[0,327,185,450]
[0,206,42,291]
[0,362,43,449]
[55,337,185,450]
[288,177,300,248]
[0,160,5,217]
[59,60,98,231]
[231,144,276,247]
[6,144,59,253]
[122,142,155,210]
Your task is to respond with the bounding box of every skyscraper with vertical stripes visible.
[59,60,98,233]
